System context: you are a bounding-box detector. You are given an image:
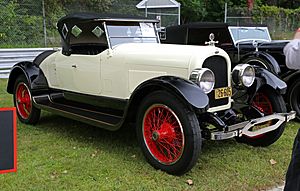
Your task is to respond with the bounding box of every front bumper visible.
[210,111,296,140]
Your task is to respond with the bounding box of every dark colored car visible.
[162,22,300,119]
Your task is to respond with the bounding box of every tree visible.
[0,0,43,47]
[263,0,300,9]
[177,0,207,23]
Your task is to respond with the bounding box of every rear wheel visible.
[237,86,286,147]
[136,91,201,175]
[287,79,300,120]
[13,75,40,124]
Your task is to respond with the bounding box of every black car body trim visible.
[61,91,127,113]
[32,50,56,66]
[33,94,123,130]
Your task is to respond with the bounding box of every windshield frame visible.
[228,26,272,46]
[103,21,160,48]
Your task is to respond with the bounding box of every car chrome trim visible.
[232,64,255,87]
[210,111,296,140]
[103,22,111,49]
[154,23,161,43]
[189,68,215,94]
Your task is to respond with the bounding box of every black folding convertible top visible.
[57,13,159,55]
[163,22,232,45]
[168,22,228,30]
[57,12,158,32]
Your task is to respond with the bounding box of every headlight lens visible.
[190,68,215,94]
[232,64,255,87]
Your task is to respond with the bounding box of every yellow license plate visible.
[215,87,232,99]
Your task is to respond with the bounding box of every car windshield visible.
[106,22,158,47]
[228,26,271,45]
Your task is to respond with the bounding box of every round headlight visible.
[232,64,255,87]
[190,68,215,94]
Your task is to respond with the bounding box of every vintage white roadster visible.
[7,13,295,175]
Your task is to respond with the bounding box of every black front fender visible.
[130,76,209,111]
[241,51,281,74]
[7,62,38,94]
[7,61,48,94]
[248,67,287,101]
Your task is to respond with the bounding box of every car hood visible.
[239,40,290,50]
[112,43,225,69]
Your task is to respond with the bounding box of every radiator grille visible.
[203,56,229,108]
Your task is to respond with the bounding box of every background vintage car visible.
[162,22,300,120]
[6,13,295,175]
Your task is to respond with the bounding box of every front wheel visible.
[136,91,202,175]
[13,75,41,124]
[237,86,286,147]
[287,79,300,120]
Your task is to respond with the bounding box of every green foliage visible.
[105,0,141,15]
[253,5,300,33]
[261,0,300,9]
[177,0,207,23]
[259,5,281,17]
[0,1,43,47]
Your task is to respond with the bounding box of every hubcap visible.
[152,131,159,141]
[15,82,32,119]
[143,104,184,165]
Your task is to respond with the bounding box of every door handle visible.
[71,65,77,68]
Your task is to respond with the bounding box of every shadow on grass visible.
[32,112,245,163]
[35,112,137,147]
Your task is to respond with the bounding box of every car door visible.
[55,53,101,95]
[71,54,101,95]
[55,53,76,91]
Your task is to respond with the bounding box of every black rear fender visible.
[126,76,209,122]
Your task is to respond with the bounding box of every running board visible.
[32,94,123,131]
[210,111,296,140]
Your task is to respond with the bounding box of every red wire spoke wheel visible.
[251,92,273,132]
[15,83,32,120]
[252,92,273,115]
[136,91,201,175]
[13,75,40,124]
[236,86,286,147]
[143,104,184,165]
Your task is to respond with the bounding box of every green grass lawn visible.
[0,78,298,191]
